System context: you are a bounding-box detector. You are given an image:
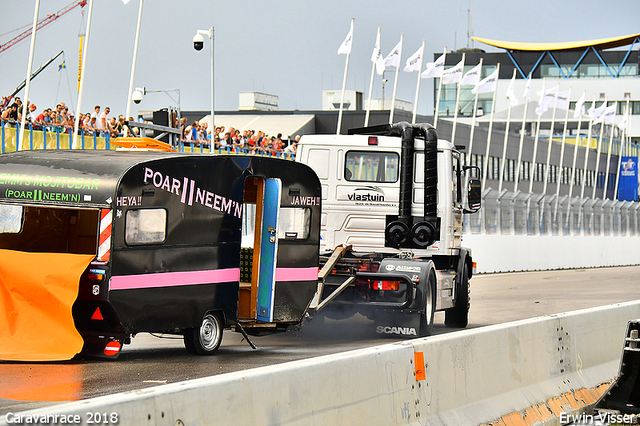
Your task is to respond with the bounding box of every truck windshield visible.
[345,151,399,183]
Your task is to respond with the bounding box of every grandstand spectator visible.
[284,137,298,154]
[34,108,50,126]
[1,104,17,123]
[201,122,210,145]
[99,107,110,133]
[179,117,188,141]
[112,115,125,137]
[25,103,37,123]
[50,110,63,127]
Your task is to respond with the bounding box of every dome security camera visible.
[193,33,205,51]
[132,89,144,104]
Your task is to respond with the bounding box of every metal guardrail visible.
[465,189,640,237]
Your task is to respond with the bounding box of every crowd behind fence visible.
[0,120,296,160]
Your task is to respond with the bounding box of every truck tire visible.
[419,269,436,337]
[183,312,223,355]
[445,262,469,328]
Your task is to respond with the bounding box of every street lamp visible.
[193,27,214,130]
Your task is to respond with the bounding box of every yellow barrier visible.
[1,126,115,152]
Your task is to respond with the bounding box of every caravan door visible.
[256,178,281,322]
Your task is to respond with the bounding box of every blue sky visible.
[1,0,638,118]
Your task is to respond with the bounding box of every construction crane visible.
[0,0,86,54]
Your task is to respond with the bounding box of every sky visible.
[0,0,639,120]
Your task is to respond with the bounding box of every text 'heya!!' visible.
[143,167,242,218]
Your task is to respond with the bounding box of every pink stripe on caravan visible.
[110,268,241,290]
[275,267,319,282]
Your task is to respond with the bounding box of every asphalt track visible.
[2,266,640,416]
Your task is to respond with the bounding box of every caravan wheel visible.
[184,312,223,355]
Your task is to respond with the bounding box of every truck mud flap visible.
[373,309,422,338]
[0,249,94,361]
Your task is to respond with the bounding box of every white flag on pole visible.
[573,92,586,119]
[421,54,445,79]
[600,104,616,125]
[555,89,571,110]
[384,38,402,68]
[460,62,481,86]
[523,75,532,101]
[471,68,498,94]
[589,103,606,122]
[371,30,385,76]
[337,21,354,55]
[505,72,518,106]
[441,58,464,84]
[535,85,558,115]
[618,115,628,131]
[403,46,422,72]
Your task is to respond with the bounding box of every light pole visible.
[193,27,214,130]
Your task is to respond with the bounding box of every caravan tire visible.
[183,312,223,355]
[445,262,470,328]
[419,269,436,337]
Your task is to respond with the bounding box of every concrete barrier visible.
[3,301,640,426]
[462,234,640,273]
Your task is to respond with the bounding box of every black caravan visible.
[0,150,321,360]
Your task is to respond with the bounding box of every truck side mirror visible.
[465,178,482,213]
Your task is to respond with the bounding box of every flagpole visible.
[498,68,517,193]
[529,78,545,194]
[388,34,402,124]
[602,101,617,199]
[553,87,572,224]
[433,48,446,129]
[337,18,354,135]
[17,0,40,151]
[411,40,425,125]
[466,58,482,168]
[592,95,608,199]
[514,74,531,192]
[364,27,380,127]
[125,0,144,136]
[554,87,571,198]
[568,90,586,200]
[72,0,94,149]
[450,53,465,144]
[481,62,500,193]
[580,95,597,200]
[614,97,631,200]
[542,83,560,195]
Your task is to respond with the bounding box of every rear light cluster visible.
[88,268,106,281]
[371,280,400,291]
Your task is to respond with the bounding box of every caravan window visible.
[345,151,399,183]
[0,204,23,234]
[278,208,310,240]
[125,208,167,245]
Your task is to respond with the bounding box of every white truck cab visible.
[297,122,481,337]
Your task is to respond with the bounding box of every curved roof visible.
[472,33,640,52]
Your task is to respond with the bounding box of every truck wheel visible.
[419,269,436,337]
[183,312,223,355]
[445,262,469,328]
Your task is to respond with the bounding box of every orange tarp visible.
[0,249,94,361]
